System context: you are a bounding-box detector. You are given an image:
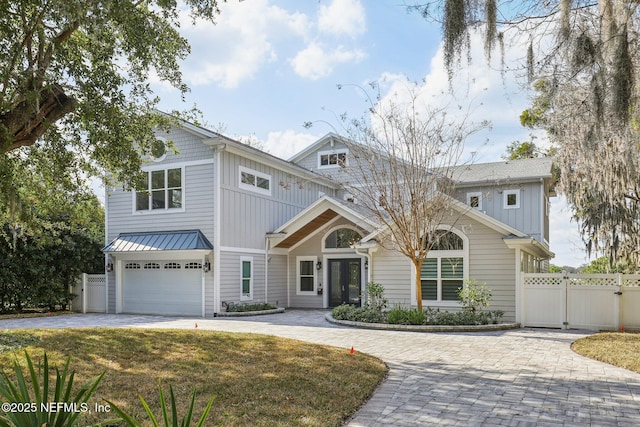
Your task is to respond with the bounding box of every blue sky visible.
[144,0,587,267]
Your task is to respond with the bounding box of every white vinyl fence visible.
[522,273,640,330]
[71,273,107,313]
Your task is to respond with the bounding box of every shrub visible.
[107,385,215,427]
[225,302,276,313]
[331,304,385,323]
[386,306,425,325]
[458,279,492,314]
[0,351,108,427]
[365,282,387,312]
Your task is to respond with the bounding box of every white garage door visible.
[122,260,202,316]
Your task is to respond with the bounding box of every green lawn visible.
[572,332,640,374]
[0,328,387,426]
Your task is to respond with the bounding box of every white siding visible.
[219,151,335,249]
[370,215,518,322]
[219,251,266,309]
[267,254,287,308]
[454,182,544,243]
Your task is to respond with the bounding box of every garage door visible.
[122,260,202,316]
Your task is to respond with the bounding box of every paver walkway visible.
[3,310,640,426]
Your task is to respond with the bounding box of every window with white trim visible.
[318,149,348,169]
[144,262,160,270]
[239,166,271,195]
[420,230,465,302]
[240,257,253,300]
[324,228,362,250]
[135,167,183,212]
[297,256,317,295]
[149,137,167,162]
[164,262,181,269]
[185,262,202,270]
[125,262,140,269]
[503,189,520,209]
[466,192,482,210]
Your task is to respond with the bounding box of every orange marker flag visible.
[195,322,199,329]
[349,347,355,354]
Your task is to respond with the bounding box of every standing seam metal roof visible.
[102,230,213,252]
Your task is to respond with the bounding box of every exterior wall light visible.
[316,261,322,270]
[203,261,211,272]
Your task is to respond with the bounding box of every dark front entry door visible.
[328,259,361,307]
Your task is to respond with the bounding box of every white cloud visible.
[263,130,318,160]
[318,0,366,37]
[290,42,365,80]
[179,0,310,88]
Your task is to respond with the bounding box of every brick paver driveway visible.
[3,310,640,426]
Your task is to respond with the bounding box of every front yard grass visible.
[572,332,640,374]
[0,328,387,426]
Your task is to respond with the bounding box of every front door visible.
[328,259,361,307]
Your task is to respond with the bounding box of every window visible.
[144,262,160,269]
[503,189,520,209]
[318,149,348,169]
[466,192,482,210]
[150,138,167,162]
[239,166,271,195]
[125,262,140,269]
[164,262,181,269]
[297,256,317,295]
[324,228,362,249]
[241,257,253,300]
[135,167,183,212]
[421,257,464,301]
[420,229,467,302]
[185,262,202,270]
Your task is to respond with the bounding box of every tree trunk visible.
[414,258,423,311]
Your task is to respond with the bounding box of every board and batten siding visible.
[219,151,335,249]
[454,182,544,244]
[106,162,215,242]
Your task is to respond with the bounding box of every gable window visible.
[239,166,271,196]
[241,257,253,301]
[318,149,348,169]
[466,192,482,210]
[297,256,317,295]
[135,167,183,212]
[324,228,362,250]
[503,189,520,209]
[150,137,167,162]
[420,229,467,302]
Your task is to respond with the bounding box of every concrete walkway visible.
[3,310,640,426]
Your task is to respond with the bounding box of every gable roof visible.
[287,132,347,163]
[268,195,379,249]
[103,230,213,253]
[155,111,338,189]
[450,157,554,185]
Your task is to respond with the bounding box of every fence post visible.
[561,275,568,330]
[615,273,622,331]
[81,273,87,314]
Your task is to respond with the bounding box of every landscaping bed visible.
[217,302,285,317]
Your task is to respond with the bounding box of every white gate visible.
[522,273,640,330]
[72,274,107,313]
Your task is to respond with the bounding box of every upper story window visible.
[503,189,520,209]
[135,167,183,212]
[466,192,482,210]
[318,149,348,169]
[239,166,271,196]
[150,137,167,162]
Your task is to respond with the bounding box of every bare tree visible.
[331,86,488,310]
[411,0,640,267]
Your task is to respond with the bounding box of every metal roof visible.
[450,157,553,185]
[103,230,213,253]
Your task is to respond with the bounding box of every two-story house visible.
[103,120,555,323]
